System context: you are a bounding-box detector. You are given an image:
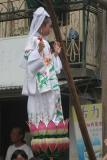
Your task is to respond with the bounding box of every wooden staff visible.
[44,0,96,160]
[102,10,107,156]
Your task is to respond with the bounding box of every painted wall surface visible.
[0,36,27,87]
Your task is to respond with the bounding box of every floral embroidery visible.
[36,62,60,93]
[36,72,49,89]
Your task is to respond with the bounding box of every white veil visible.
[25,7,50,51]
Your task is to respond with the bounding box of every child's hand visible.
[53,41,61,55]
[44,57,51,66]
[38,37,45,55]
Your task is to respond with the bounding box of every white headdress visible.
[25,7,50,51]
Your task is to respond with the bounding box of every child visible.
[11,150,28,160]
[21,7,63,127]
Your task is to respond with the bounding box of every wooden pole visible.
[44,1,96,160]
[102,10,107,156]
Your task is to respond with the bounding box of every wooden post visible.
[44,1,96,160]
[102,10,107,156]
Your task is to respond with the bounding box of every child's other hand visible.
[53,41,61,55]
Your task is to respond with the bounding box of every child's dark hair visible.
[29,158,41,160]
[29,158,36,160]
[11,150,28,160]
[42,16,51,26]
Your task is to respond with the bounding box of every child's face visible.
[42,21,52,36]
[15,155,27,160]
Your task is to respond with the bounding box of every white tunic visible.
[21,36,63,126]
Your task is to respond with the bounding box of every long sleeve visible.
[52,54,62,74]
[27,36,46,75]
[27,49,45,75]
[21,36,47,95]
[20,49,31,70]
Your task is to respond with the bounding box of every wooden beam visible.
[102,10,107,156]
[44,1,96,160]
[0,9,33,22]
